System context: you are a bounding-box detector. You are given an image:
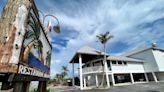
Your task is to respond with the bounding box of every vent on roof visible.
[152,43,157,47]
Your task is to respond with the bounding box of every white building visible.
[70,45,164,90]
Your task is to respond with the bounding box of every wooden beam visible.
[0,63,17,73]
[13,82,23,92]
[38,81,47,92]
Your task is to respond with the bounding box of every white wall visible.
[87,75,96,86]
[97,75,104,85]
[152,50,164,71]
[111,62,145,73]
[128,49,159,72]
[155,72,164,81]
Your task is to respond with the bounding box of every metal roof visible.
[69,46,107,63]
[69,46,144,63]
[107,56,143,62]
[77,46,108,55]
[123,47,164,57]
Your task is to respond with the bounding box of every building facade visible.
[70,45,164,90]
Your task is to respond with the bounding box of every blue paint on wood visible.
[28,53,49,73]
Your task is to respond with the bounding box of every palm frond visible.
[97,31,114,44]
[25,30,35,39]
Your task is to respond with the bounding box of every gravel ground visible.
[52,82,164,92]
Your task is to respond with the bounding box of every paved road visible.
[54,82,164,92]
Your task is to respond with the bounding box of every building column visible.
[72,61,75,86]
[152,72,158,82]
[130,73,134,84]
[95,74,99,87]
[144,73,149,82]
[111,74,115,86]
[104,61,110,87]
[79,54,83,90]
[84,76,87,88]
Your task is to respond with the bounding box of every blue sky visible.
[34,0,164,78]
[1,0,164,78]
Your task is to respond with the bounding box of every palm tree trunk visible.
[100,44,106,87]
[22,40,36,63]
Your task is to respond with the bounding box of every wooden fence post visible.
[38,81,47,92]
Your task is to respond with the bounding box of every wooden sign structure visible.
[0,0,52,92]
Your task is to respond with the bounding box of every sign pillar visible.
[38,81,47,92]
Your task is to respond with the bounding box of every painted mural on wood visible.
[0,0,52,77]
[0,1,29,73]
[19,8,51,74]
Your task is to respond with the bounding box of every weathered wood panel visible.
[0,63,17,73]
[0,89,13,92]
[0,0,51,79]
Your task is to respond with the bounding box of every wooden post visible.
[22,82,31,92]
[38,81,47,92]
[1,82,12,90]
[13,82,23,92]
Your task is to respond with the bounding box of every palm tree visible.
[96,31,113,87]
[46,51,51,66]
[55,74,64,84]
[61,66,69,77]
[22,13,43,63]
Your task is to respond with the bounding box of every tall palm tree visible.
[55,74,64,84]
[61,66,69,77]
[97,31,113,87]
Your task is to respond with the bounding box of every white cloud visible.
[50,70,58,79]
[36,0,164,77]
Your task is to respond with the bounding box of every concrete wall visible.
[111,62,145,73]
[152,50,164,71]
[128,49,159,72]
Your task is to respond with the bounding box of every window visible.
[118,61,122,65]
[87,64,90,67]
[107,61,111,67]
[93,61,100,66]
[101,60,104,66]
[123,61,127,65]
[112,61,116,64]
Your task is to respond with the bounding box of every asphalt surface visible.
[54,82,164,92]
